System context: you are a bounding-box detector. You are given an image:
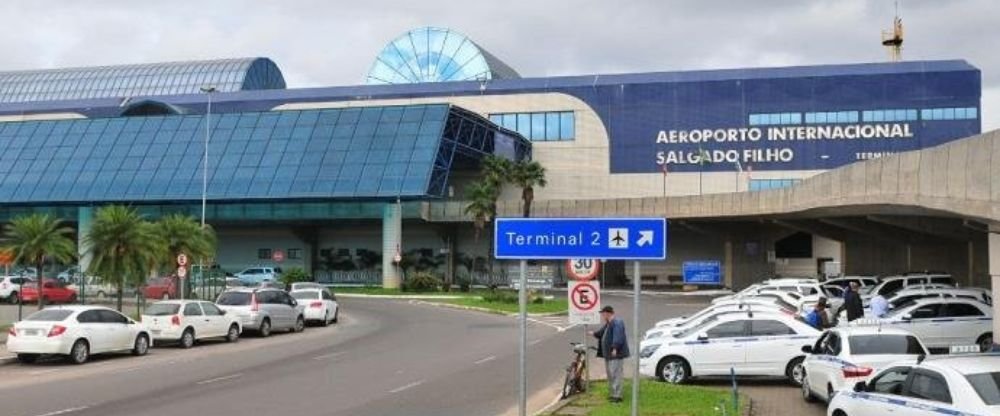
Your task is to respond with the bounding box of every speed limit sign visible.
[566,259,600,281]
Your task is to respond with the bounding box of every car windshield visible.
[217,292,252,306]
[291,291,320,300]
[966,372,1000,405]
[144,303,180,316]
[24,309,73,321]
[848,335,924,355]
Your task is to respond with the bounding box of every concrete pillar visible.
[78,207,93,275]
[990,231,1000,345]
[382,202,402,289]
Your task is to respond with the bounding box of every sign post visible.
[495,218,667,416]
[682,260,722,285]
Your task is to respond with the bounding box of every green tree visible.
[279,267,311,289]
[509,160,547,218]
[153,214,217,298]
[2,214,76,310]
[464,180,497,280]
[86,206,162,311]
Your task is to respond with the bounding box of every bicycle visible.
[561,342,595,399]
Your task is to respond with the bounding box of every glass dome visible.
[366,27,520,85]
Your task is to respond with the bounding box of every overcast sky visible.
[1,0,996,129]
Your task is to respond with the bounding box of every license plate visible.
[23,329,40,336]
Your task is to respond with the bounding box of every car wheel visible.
[132,334,149,356]
[657,356,690,384]
[332,309,339,324]
[8,292,18,304]
[294,315,305,333]
[69,339,89,364]
[68,294,77,304]
[258,318,272,337]
[179,328,195,349]
[978,333,993,352]
[787,357,806,386]
[226,324,239,342]
[161,293,170,301]
[16,353,38,364]
[320,310,330,327]
[801,373,817,403]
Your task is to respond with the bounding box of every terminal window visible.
[749,179,801,191]
[257,248,272,260]
[748,112,802,126]
[805,111,859,124]
[287,248,302,260]
[489,111,574,141]
[861,109,917,122]
[920,107,978,120]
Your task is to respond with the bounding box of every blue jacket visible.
[805,309,824,329]
[593,317,630,360]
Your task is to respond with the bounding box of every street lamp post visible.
[196,86,217,302]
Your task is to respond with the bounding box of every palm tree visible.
[509,160,547,218]
[86,206,161,311]
[464,180,498,276]
[153,214,217,298]
[481,155,512,195]
[2,214,76,310]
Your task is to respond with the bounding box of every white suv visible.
[234,267,282,285]
[0,275,34,303]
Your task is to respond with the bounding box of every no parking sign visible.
[568,280,601,325]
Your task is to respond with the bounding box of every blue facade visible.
[0,104,528,205]
[0,60,980,175]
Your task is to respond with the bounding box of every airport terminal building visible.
[0,27,984,288]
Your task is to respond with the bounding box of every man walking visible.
[839,282,865,322]
[591,305,629,403]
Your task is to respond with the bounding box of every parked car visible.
[827,354,1000,416]
[290,282,325,291]
[801,326,927,403]
[7,305,151,364]
[645,298,795,340]
[234,267,282,285]
[215,288,304,337]
[141,300,241,348]
[866,274,956,300]
[66,275,119,300]
[290,288,339,326]
[0,275,34,303]
[143,277,178,300]
[640,310,820,385]
[848,298,993,352]
[19,279,77,304]
[887,287,993,309]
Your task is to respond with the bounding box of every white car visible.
[801,327,928,403]
[822,276,880,289]
[713,278,820,305]
[888,287,992,308]
[66,275,117,300]
[849,298,993,352]
[141,300,241,348]
[639,310,820,385]
[646,299,794,340]
[827,354,1000,416]
[867,274,956,300]
[290,288,339,326]
[290,282,325,291]
[234,267,282,285]
[7,305,152,364]
[0,275,34,303]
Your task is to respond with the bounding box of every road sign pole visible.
[631,260,640,416]
[518,259,527,416]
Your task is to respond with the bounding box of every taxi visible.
[645,298,794,340]
[639,310,819,385]
[848,298,993,352]
[827,354,1000,416]
[801,326,927,403]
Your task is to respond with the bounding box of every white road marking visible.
[529,339,543,346]
[196,373,243,385]
[473,355,496,365]
[312,351,346,360]
[28,369,60,376]
[389,379,425,393]
[115,366,142,374]
[33,406,89,416]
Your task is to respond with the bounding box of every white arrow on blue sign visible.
[494,218,667,260]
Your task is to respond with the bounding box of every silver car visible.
[215,288,305,337]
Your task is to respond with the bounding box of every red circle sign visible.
[566,259,600,281]
[272,250,285,263]
[570,282,599,311]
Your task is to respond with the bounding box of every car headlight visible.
[645,331,663,340]
[640,344,661,359]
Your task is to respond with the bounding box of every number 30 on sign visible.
[566,258,600,281]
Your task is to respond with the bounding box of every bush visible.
[482,290,519,304]
[279,267,311,288]
[402,272,442,292]
[457,277,472,293]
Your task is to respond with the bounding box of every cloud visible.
[0,0,995,128]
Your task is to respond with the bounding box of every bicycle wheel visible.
[561,367,577,399]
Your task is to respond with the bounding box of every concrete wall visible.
[215,227,310,273]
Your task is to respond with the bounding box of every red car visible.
[143,277,178,300]
[19,279,77,304]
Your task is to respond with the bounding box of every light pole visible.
[197,86,217,301]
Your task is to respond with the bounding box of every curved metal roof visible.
[0,57,285,104]
[366,27,520,85]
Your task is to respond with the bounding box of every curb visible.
[336,293,467,300]
[409,300,568,318]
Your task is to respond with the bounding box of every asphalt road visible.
[0,292,820,416]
